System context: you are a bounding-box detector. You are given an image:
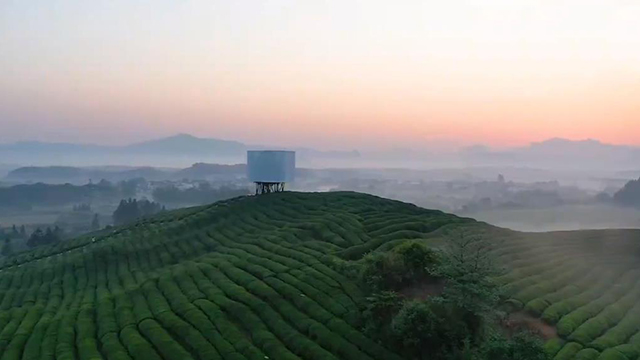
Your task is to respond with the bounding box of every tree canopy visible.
[112,198,164,226]
[614,177,640,208]
[27,226,63,248]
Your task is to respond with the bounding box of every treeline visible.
[614,177,640,208]
[0,179,144,209]
[113,198,165,226]
[26,226,63,247]
[1,225,64,256]
[0,225,27,240]
[152,183,247,205]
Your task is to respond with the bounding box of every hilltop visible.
[0,192,472,360]
[0,192,639,360]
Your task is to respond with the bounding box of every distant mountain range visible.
[0,134,360,167]
[0,134,638,171]
[125,134,246,156]
[460,138,640,171]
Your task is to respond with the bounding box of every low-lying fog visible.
[1,134,639,238]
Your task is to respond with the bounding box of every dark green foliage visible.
[476,332,548,360]
[27,227,62,248]
[360,241,439,291]
[434,232,501,318]
[8,192,624,359]
[359,229,553,360]
[553,342,584,360]
[139,319,194,360]
[574,348,600,360]
[112,198,164,226]
[0,192,473,360]
[362,291,402,338]
[391,299,472,359]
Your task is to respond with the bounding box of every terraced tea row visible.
[0,192,470,359]
[496,230,640,360]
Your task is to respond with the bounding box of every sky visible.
[1,0,639,150]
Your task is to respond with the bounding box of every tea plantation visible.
[494,229,640,360]
[0,192,469,360]
[0,191,639,360]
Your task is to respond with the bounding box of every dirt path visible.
[504,311,558,340]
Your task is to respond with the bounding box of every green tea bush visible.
[139,318,193,360]
[553,342,584,360]
[543,338,565,358]
[575,348,600,360]
[120,325,162,360]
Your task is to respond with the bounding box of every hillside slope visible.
[2,192,639,360]
[492,229,640,360]
[0,192,470,360]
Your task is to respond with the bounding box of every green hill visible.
[0,191,639,360]
[0,192,471,360]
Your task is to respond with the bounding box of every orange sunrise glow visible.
[1,0,639,150]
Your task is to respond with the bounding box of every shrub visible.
[360,241,439,291]
[543,338,565,358]
[574,348,600,360]
[139,319,192,360]
[391,300,470,360]
[553,342,584,360]
[477,332,548,360]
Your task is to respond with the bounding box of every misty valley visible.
[1,138,639,251]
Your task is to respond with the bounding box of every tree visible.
[1,238,13,256]
[19,225,26,239]
[91,214,100,231]
[433,231,502,319]
[11,225,19,238]
[360,241,439,291]
[27,228,45,247]
[360,231,547,360]
[113,199,139,226]
[27,227,61,248]
[613,177,640,208]
[391,299,472,360]
[363,291,402,339]
[113,198,164,226]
